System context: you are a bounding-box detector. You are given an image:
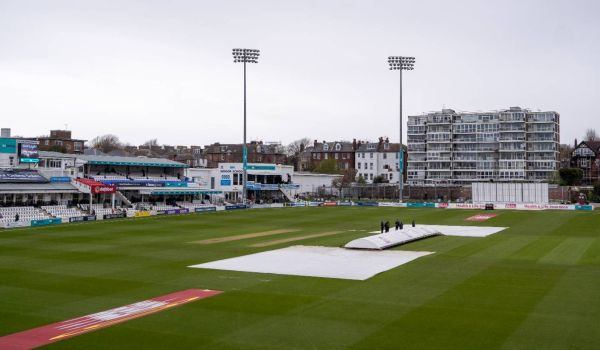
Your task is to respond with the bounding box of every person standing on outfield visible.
[384,221,390,233]
[380,221,384,233]
[395,219,400,231]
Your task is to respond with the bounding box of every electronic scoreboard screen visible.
[19,143,40,163]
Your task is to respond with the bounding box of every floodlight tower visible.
[388,56,415,203]
[232,48,260,205]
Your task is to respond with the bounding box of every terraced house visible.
[300,140,357,172]
[354,137,405,183]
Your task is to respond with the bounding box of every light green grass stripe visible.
[538,237,595,265]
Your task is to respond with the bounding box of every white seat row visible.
[176,202,214,209]
[91,175,127,181]
[150,204,180,211]
[43,206,85,219]
[130,176,180,181]
[0,206,38,214]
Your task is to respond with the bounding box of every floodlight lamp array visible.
[233,48,260,63]
[388,56,415,70]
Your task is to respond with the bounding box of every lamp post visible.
[388,56,415,202]
[232,48,260,205]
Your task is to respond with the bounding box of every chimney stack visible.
[1,128,10,138]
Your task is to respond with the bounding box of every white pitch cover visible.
[189,245,434,280]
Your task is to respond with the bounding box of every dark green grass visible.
[1,207,599,349]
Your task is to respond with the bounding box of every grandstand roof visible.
[0,182,79,194]
[139,188,222,196]
[77,154,189,168]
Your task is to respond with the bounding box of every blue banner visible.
[225,204,248,210]
[50,176,72,183]
[157,208,190,215]
[103,213,127,220]
[407,202,436,208]
[356,202,379,207]
[575,204,594,211]
[31,218,62,227]
[69,215,97,223]
[0,170,49,183]
[194,207,217,212]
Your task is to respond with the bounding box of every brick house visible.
[35,130,86,154]
[203,141,286,168]
[299,140,357,172]
[571,140,600,184]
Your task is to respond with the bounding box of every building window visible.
[335,143,341,151]
[370,153,373,159]
[389,173,393,180]
[370,174,373,180]
[383,153,387,159]
[358,163,361,169]
[44,140,50,145]
[370,163,373,170]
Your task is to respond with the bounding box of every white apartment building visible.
[354,138,402,184]
[407,107,560,185]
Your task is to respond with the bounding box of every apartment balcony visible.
[499,148,526,152]
[527,139,556,143]
[526,149,557,153]
[499,120,525,124]
[527,128,555,133]
[452,138,477,143]
[499,138,526,142]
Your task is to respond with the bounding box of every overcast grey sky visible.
[1,0,598,146]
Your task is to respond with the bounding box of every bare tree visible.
[286,138,311,156]
[285,138,311,170]
[89,134,123,153]
[585,129,598,141]
[143,138,160,147]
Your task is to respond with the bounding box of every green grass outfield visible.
[1,207,600,349]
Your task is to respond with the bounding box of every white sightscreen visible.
[472,183,548,204]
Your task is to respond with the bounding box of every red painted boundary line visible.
[0,289,222,350]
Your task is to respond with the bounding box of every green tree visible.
[313,159,338,174]
[373,175,389,184]
[357,175,366,185]
[592,183,600,202]
[559,168,583,186]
